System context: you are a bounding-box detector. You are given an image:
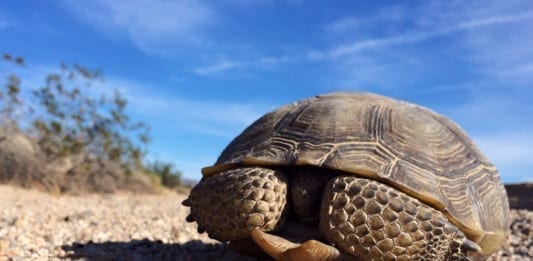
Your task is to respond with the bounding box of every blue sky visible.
[1,0,532,183]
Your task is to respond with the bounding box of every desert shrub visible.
[0,54,24,130]
[144,160,182,189]
[0,53,154,185]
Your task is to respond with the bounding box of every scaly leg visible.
[185,167,289,242]
[319,176,480,261]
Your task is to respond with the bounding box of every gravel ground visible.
[0,185,530,260]
[0,185,252,260]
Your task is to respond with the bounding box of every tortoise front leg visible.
[184,167,289,242]
[319,176,480,260]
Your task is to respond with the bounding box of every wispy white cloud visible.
[315,1,533,95]
[192,4,533,77]
[62,0,215,54]
[324,17,361,34]
[223,0,273,7]
[461,18,533,86]
[256,55,291,65]
[192,54,292,76]
[222,0,303,8]
[324,5,406,35]
[312,11,533,60]
[497,62,533,85]
[193,60,241,75]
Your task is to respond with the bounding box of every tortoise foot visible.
[251,229,353,261]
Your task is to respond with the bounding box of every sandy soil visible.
[0,185,251,260]
[0,185,530,260]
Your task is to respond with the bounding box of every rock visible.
[0,129,59,192]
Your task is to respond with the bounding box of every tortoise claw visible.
[181,198,191,206]
[186,214,195,222]
[461,239,481,253]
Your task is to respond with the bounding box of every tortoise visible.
[183,92,509,260]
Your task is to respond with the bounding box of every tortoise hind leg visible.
[319,176,480,260]
[185,167,289,242]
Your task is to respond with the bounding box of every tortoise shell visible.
[202,92,509,254]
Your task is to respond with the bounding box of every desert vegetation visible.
[0,54,183,193]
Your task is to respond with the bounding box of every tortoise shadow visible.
[61,239,259,261]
